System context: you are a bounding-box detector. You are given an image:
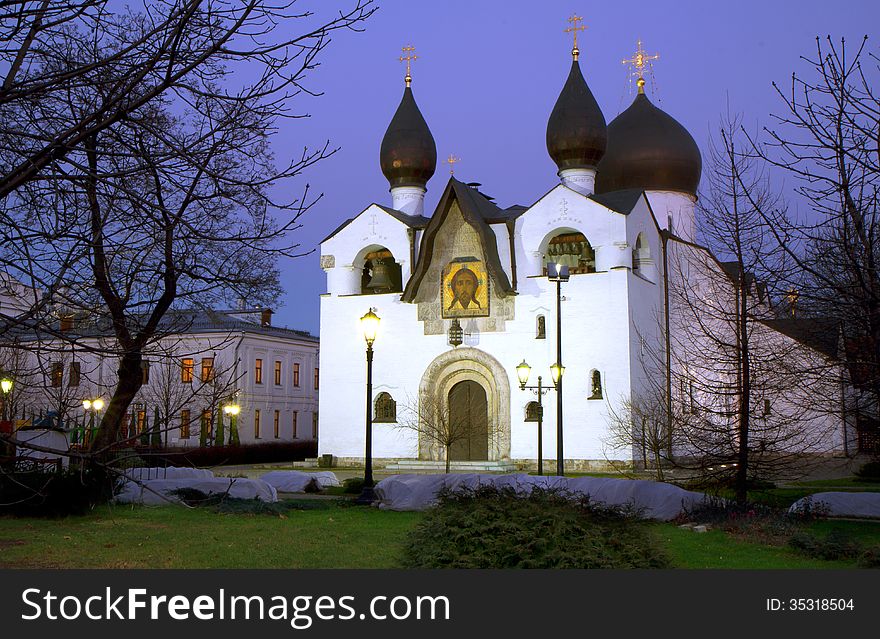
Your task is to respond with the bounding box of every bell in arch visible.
[365,256,396,293]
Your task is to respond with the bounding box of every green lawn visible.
[0,501,421,569]
[1,499,878,569]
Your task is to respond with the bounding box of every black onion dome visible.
[595,92,702,196]
[380,86,437,189]
[546,60,607,171]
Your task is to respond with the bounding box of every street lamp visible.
[357,308,380,505]
[82,397,104,446]
[516,360,553,476]
[547,261,569,476]
[223,403,240,446]
[1,376,12,422]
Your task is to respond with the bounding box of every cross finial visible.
[400,45,417,87]
[622,38,659,94]
[445,154,461,175]
[564,14,586,61]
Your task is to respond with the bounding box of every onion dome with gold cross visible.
[380,45,437,189]
[546,15,608,172]
[595,40,702,196]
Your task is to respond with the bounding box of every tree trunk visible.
[90,351,143,455]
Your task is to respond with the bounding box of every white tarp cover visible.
[14,429,70,468]
[116,477,278,505]
[261,470,341,492]
[374,473,709,521]
[124,467,214,481]
[789,492,880,519]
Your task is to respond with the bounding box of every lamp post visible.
[357,308,380,505]
[516,360,552,475]
[223,403,240,446]
[547,262,569,476]
[82,397,105,446]
[1,376,12,422]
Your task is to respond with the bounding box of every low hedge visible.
[134,441,317,468]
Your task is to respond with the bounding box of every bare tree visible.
[743,36,879,439]
[396,394,501,474]
[0,2,375,459]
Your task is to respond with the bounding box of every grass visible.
[0,500,421,569]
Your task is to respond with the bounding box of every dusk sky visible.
[269,0,879,335]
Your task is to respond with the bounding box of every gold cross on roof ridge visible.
[564,14,586,60]
[622,38,659,93]
[445,154,461,175]
[400,45,417,87]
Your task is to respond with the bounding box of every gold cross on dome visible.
[622,39,659,93]
[564,14,586,60]
[400,45,417,87]
[445,154,461,175]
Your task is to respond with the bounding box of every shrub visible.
[134,441,317,468]
[400,485,668,569]
[342,477,365,494]
[167,488,330,515]
[788,530,863,561]
[0,466,119,517]
[855,461,880,482]
[857,546,880,568]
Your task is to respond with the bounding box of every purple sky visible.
[270,0,878,336]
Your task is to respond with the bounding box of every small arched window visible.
[536,315,546,339]
[633,233,650,274]
[374,392,397,422]
[524,401,542,422]
[588,370,603,400]
[360,248,403,295]
[544,232,595,275]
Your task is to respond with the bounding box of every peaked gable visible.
[402,178,515,302]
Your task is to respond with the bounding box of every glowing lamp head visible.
[92,398,105,411]
[0,378,12,394]
[82,399,92,410]
[516,360,531,390]
[223,404,241,416]
[550,363,565,387]
[360,308,380,346]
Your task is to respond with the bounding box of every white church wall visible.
[321,204,414,296]
[646,191,697,242]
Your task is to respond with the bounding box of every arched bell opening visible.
[356,246,403,294]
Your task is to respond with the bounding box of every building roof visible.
[379,85,437,189]
[401,177,515,302]
[7,308,318,343]
[595,92,702,196]
[321,204,428,245]
[588,188,644,215]
[546,60,607,171]
[759,317,839,359]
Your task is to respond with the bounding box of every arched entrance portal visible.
[418,347,511,463]
[448,380,489,461]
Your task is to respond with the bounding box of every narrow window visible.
[254,409,261,438]
[314,367,319,390]
[202,409,213,440]
[201,357,214,382]
[293,363,300,387]
[312,412,318,438]
[274,361,282,385]
[536,315,546,339]
[136,409,146,433]
[254,359,263,384]
[181,358,194,383]
[50,362,63,387]
[141,360,150,384]
[374,393,397,423]
[763,398,771,416]
[292,411,298,438]
[180,409,191,439]
[524,401,542,422]
[274,410,280,438]
[589,370,603,400]
[69,362,81,387]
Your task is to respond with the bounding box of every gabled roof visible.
[759,317,839,359]
[321,203,428,244]
[401,177,515,302]
[587,188,644,215]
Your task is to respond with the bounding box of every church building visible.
[317,28,852,471]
